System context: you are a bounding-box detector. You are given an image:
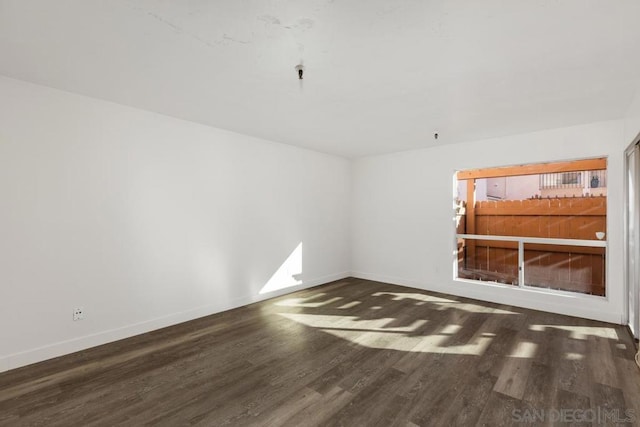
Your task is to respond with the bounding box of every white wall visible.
[2,74,638,374]
[457,179,489,202]
[458,175,540,202]
[624,82,640,144]
[505,175,540,200]
[351,120,627,324]
[0,76,351,373]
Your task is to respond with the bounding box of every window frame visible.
[454,157,608,298]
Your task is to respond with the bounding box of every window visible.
[561,172,580,185]
[455,158,607,296]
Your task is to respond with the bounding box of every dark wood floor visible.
[1,278,639,426]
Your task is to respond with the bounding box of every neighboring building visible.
[457,170,607,201]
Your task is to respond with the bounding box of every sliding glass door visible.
[626,143,640,339]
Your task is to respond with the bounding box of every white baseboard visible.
[350,271,623,325]
[0,271,350,374]
[351,271,425,289]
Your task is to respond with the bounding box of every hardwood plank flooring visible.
[1,278,639,426]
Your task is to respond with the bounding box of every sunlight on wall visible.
[260,242,303,294]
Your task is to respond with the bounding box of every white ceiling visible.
[1,1,640,158]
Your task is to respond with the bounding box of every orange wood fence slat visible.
[459,196,606,295]
[474,197,606,216]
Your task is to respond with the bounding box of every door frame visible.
[624,136,640,339]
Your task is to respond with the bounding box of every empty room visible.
[2,1,640,426]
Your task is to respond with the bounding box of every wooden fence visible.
[457,196,606,296]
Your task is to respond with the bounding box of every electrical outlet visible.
[73,307,84,321]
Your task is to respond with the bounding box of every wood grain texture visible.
[456,158,607,180]
[461,196,607,295]
[1,278,639,426]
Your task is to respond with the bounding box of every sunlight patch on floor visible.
[278,313,494,355]
[529,324,617,340]
[371,292,519,315]
[509,341,538,358]
[337,301,362,309]
[372,292,456,304]
[318,328,494,355]
[276,296,344,308]
[278,313,427,333]
[565,352,585,360]
[440,324,462,335]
